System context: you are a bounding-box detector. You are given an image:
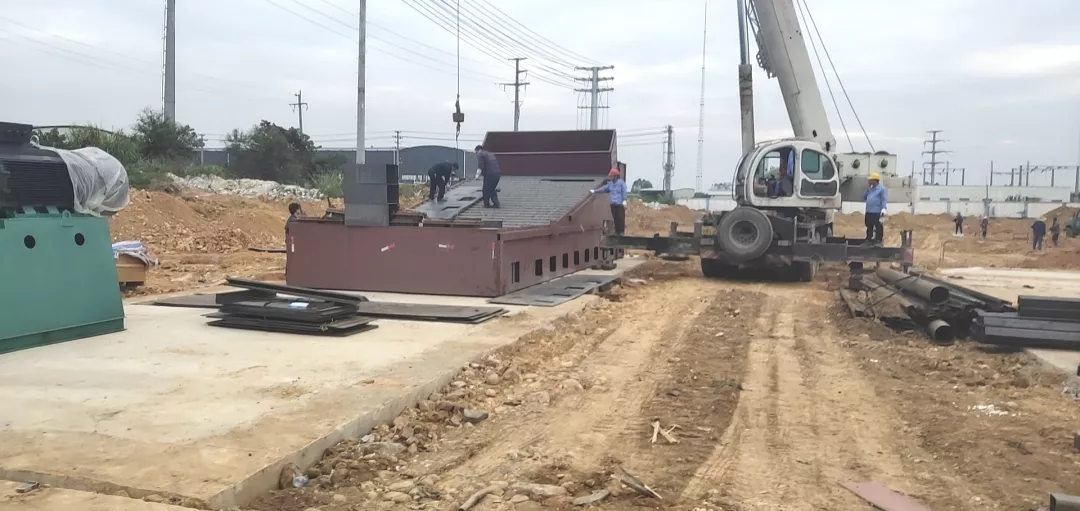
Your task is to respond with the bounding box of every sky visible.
[2,0,1079,190]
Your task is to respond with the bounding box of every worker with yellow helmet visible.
[862,172,888,246]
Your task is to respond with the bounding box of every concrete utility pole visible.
[392,130,402,165]
[662,125,675,194]
[921,130,949,185]
[500,58,530,131]
[356,0,366,168]
[163,0,176,121]
[290,90,309,134]
[574,66,614,130]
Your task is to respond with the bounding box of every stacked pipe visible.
[869,268,957,344]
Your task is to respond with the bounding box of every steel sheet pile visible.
[972,296,1080,349]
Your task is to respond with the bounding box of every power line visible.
[797,0,873,152]
[447,0,579,81]
[0,30,275,102]
[399,0,575,89]
[255,0,502,83]
[470,0,600,66]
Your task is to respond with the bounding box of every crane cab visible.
[733,138,842,210]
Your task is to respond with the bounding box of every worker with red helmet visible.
[590,168,628,235]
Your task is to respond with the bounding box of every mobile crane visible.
[605,0,915,281]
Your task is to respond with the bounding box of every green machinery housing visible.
[0,122,125,354]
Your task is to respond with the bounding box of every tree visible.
[131,108,203,163]
[709,182,732,191]
[226,121,313,184]
[631,178,653,193]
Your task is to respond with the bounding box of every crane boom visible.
[748,0,836,154]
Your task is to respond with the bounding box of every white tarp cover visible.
[39,145,131,216]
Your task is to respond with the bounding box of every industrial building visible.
[194,145,477,182]
[285,130,623,297]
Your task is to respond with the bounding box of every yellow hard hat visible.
[869,172,881,181]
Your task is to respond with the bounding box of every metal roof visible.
[415,175,602,228]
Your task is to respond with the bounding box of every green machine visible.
[0,122,126,354]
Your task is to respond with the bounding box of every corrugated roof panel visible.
[450,175,603,228]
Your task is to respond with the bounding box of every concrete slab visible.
[0,261,640,509]
[0,481,186,511]
[939,267,1080,374]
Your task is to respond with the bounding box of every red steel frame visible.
[285,130,621,297]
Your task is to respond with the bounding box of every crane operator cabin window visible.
[754,146,795,198]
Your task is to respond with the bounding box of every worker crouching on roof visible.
[590,168,628,235]
[863,172,887,246]
[427,160,458,202]
[474,145,501,209]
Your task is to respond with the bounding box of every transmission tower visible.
[921,130,950,185]
[574,66,614,130]
[695,0,709,192]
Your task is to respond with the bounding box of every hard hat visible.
[608,168,620,177]
[869,172,881,181]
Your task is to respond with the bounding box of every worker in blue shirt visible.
[590,168,628,235]
[1031,219,1046,250]
[862,172,887,245]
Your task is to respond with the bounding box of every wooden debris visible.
[650,420,678,443]
[840,481,931,511]
[659,425,679,444]
[615,467,661,500]
[651,421,660,443]
[457,484,501,511]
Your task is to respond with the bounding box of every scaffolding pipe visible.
[875,267,950,304]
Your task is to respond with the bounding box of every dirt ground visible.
[236,260,1080,511]
[110,185,427,296]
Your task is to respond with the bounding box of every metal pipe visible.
[927,319,955,345]
[875,267,950,304]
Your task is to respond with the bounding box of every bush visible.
[311,171,343,198]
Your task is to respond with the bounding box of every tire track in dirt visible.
[437,278,725,483]
[683,285,921,510]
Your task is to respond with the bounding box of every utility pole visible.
[500,58,530,131]
[198,135,206,165]
[290,90,309,134]
[921,130,949,185]
[392,130,403,165]
[163,0,176,121]
[574,66,614,130]
[662,125,675,194]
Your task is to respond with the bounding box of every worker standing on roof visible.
[590,168,628,235]
[427,161,458,202]
[473,145,501,209]
[862,172,887,246]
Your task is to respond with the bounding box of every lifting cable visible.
[793,0,852,152]
[798,0,875,153]
[453,0,463,157]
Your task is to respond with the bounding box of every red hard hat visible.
[608,168,620,177]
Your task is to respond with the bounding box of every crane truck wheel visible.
[791,261,818,282]
[715,207,774,262]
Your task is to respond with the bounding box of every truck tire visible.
[716,207,774,262]
[791,261,817,282]
[701,258,736,279]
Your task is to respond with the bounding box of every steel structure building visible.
[285,130,622,297]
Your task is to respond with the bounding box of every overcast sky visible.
[2,0,1079,189]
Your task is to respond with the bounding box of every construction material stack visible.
[0,122,128,354]
[973,296,1080,349]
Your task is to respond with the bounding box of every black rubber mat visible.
[488,274,619,307]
